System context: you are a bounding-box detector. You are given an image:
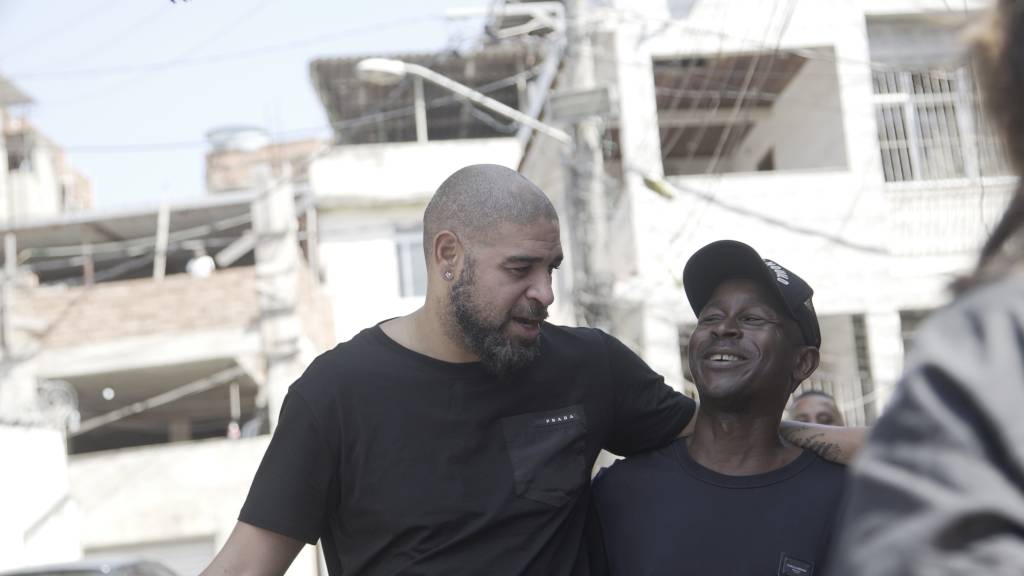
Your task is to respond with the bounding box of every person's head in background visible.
[959,0,1024,292]
[789,390,845,427]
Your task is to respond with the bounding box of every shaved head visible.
[423,164,557,259]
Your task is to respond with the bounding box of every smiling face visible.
[446,218,563,377]
[687,278,817,413]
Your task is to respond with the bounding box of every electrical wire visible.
[0,0,129,66]
[52,66,538,154]
[8,16,437,81]
[43,0,281,107]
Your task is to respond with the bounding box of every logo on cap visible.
[764,260,790,286]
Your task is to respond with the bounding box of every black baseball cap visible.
[682,240,821,348]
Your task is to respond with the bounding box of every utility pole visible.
[564,0,612,331]
[251,165,304,431]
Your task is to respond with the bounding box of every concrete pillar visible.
[0,107,8,225]
[608,0,685,390]
[251,167,304,431]
[864,309,904,414]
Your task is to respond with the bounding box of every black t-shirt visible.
[239,322,694,575]
[590,437,846,576]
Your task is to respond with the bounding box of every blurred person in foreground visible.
[201,165,860,576]
[790,390,845,426]
[589,241,847,576]
[829,2,1024,573]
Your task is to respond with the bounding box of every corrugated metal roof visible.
[310,43,547,145]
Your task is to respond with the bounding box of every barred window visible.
[395,228,427,298]
[873,68,1010,183]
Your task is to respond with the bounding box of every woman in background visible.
[829,1,1024,573]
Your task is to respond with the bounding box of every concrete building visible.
[4,0,1010,572]
[0,75,93,225]
[3,39,567,575]
[518,0,1008,425]
[197,0,1003,428]
[0,76,100,572]
[0,189,333,574]
[204,127,323,197]
[306,42,577,341]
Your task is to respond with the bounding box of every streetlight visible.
[354,56,615,330]
[354,58,572,146]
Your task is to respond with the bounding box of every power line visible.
[667,0,796,246]
[53,66,536,154]
[40,0,281,107]
[0,0,130,66]
[54,2,171,73]
[7,15,440,81]
[592,7,984,77]
[642,175,889,255]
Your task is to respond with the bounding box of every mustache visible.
[512,301,549,321]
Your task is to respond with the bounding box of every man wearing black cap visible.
[588,240,846,576]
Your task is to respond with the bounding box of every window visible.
[395,228,427,298]
[5,132,32,172]
[873,68,1010,183]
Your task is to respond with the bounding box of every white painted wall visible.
[310,138,521,203]
[731,53,848,172]
[68,436,323,576]
[1,132,64,225]
[0,425,81,571]
[319,205,426,342]
[35,328,262,381]
[861,0,989,15]
[589,0,996,406]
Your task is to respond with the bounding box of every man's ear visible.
[789,347,821,394]
[433,230,462,277]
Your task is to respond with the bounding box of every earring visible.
[444,270,454,281]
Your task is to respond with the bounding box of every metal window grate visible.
[873,68,1010,183]
[395,228,427,298]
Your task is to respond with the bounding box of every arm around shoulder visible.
[201,521,305,576]
[779,420,866,465]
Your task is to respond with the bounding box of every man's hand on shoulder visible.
[780,421,867,465]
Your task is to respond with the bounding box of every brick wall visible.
[23,262,333,352]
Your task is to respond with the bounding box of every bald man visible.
[202,165,859,576]
[790,390,846,427]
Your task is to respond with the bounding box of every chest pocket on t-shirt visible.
[500,405,587,507]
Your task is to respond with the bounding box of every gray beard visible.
[447,264,542,378]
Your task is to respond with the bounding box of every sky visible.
[0,0,486,210]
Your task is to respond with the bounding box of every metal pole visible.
[404,63,572,145]
[82,243,94,286]
[229,381,241,422]
[1,232,15,354]
[153,200,169,281]
[73,367,244,436]
[564,0,611,330]
[413,76,428,143]
[252,165,303,431]
[305,195,321,287]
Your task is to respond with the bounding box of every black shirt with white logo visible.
[239,323,694,575]
[590,438,846,576]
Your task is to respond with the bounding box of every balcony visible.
[18,262,331,454]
